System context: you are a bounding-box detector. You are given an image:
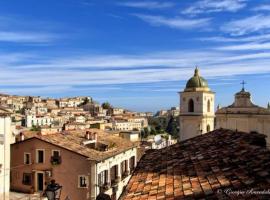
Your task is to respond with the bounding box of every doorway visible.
[36,172,44,191]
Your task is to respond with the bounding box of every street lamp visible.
[45,180,62,200]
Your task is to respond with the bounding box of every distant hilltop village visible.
[2,68,270,200]
[0,95,153,132]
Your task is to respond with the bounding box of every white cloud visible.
[222,15,270,36]
[133,14,211,29]
[182,0,246,15]
[216,42,270,51]
[0,31,57,43]
[0,15,60,44]
[199,34,270,43]
[1,48,270,91]
[118,1,174,9]
[253,4,270,11]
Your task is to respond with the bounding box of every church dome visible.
[185,67,209,89]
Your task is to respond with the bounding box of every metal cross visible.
[241,80,246,90]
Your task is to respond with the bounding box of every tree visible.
[166,116,178,138]
[30,125,41,131]
[150,127,157,135]
[79,97,90,106]
[102,102,112,109]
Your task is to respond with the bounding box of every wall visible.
[216,114,270,144]
[0,116,11,200]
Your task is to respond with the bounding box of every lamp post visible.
[44,180,62,200]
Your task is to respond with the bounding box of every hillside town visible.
[0,90,178,200]
[1,68,270,200]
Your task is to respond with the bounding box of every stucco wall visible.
[216,115,270,144]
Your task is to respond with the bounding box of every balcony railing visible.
[50,156,62,165]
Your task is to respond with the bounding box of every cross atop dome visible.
[241,80,246,91]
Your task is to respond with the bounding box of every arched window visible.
[188,99,194,112]
[207,124,211,132]
[207,100,211,112]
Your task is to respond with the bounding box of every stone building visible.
[216,87,270,145]
[179,68,215,141]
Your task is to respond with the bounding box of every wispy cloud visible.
[133,14,211,29]
[118,1,174,9]
[0,15,60,44]
[216,42,270,51]
[1,49,270,89]
[199,34,270,43]
[252,4,270,11]
[182,0,246,15]
[222,15,270,36]
[0,31,57,43]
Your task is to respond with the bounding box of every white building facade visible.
[0,108,11,200]
[179,68,215,141]
[26,114,54,128]
[91,147,137,200]
[112,121,142,131]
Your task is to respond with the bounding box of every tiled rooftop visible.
[122,129,270,200]
[21,129,136,162]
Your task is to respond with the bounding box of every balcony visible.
[50,156,62,165]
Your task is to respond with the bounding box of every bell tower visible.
[179,67,215,141]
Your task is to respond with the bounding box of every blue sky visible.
[1,0,270,112]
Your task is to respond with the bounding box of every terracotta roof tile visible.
[121,129,270,199]
[20,129,136,162]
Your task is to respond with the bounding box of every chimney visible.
[85,131,90,140]
[20,132,25,141]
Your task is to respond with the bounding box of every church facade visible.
[216,87,270,145]
[179,68,215,141]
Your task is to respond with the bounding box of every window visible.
[22,173,32,185]
[36,150,45,163]
[98,170,108,186]
[121,160,127,176]
[188,99,194,112]
[207,125,211,132]
[130,156,135,171]
[78,175,88,188]
[110,165,118,182]
[24,153,31,165]
[51,150,61,165]
[207,100,211,112]
[52,150,60,157]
